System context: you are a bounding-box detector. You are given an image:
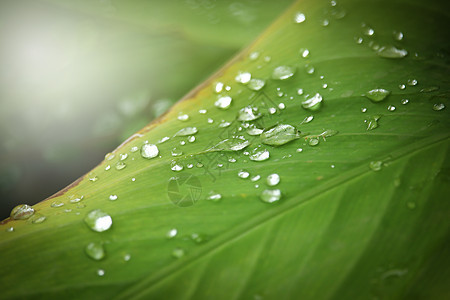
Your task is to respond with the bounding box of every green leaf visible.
[1,0,449,299]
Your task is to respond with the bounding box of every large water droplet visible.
[238,170,250,179]
[432,103,445,111]
[365,88,390,102]
[215,96,232,109]
[377,46,408,59]
[207,136,250,152]
[171,161,184,172]
[261,124,299,146]
[366,115,381,131]
[85,242,105,261]
[267,174,280,186]
[237,106,262,121]
[235,72,252,84]
[407,79,418,86]
[141,144,159,159]
[302,93,323,111]
[84,209,112,232]
[10,204,34,220]
[260,189,281,203]
[175,127,198,136]
[272,66,296,80]
[294,12,306,23]
[247,79,266,91]
[308,137,319,146]
[249,148,270,162]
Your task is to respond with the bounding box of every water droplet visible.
[296,148,303,152]
[401,99,409,105]
[361,108,367,113]
[88,172,98,182]
[366,115,381,131]
[301,115,314,124]
[308,137,320,146]
[219,120,232,128]
[171,148,183,157]
[172,248,185,258]
[407,79,418,86]
[305,64,315,74]
[377,46,408,59]
[365,88,390,102]
[398,84,406,90]
[249,51,260,60]
[166,228,178,238]
[369,161,382,171]
[432,103,445,111]
[207,136,250,152]
[267,174,280,186]
[171,161,184,172]
[320,18,330,26]
[238,170,250,179]
[261,124,299,146]
[141,144,159,159]
[187,163,194,169]
[420,86,439,93]
[268,107,277,115]
[300,48,310,58]
[191,233,207,243]
[251,175,261,182]
[207,191,222,202]
[393,31,404,41]
[278,103,286,110]
[247,79,266,91]
[249,148,270,162]
[51,201,64,208]
[115,161,126,170]
[199,109,207,114]
[362,24,375,36]
[215,95,233,109]
[158,136,170,143]
[235,72,252,84]
[30,214,46,224]
[247,127,264,136]
[272,66,296,80]
[105,153,115,161]
[10,204,34,220]
[302,93,323,111]
[237,106,262,121]
[294,12,306,23]
[124,254,131,261]
[119,153,128,161]
[388,105,396,111]
[131,178,136,182]
[177,113,189,121]
[85,242,105,261]
[355,37,363,44]
[188,136,196,143]
[214,82,224,93]
[207,118,214,124]
[97,269,105,276]
[130,146,139,152]
[175,127,198,136]
[264,56,271,62]
[69,194,84,204]
[105,165,111,171]
[6,227,14,232]
[84,209,112,232]
[109,195,118,201]
[260,189,281,203]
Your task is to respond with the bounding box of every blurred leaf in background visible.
[0,0,294,219]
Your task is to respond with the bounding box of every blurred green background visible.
[0,0,294,219]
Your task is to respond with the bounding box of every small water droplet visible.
[172,248,185,258]
[301,115,314,124]
[369,161,382,171]
[158,136,170,143]
[251,175,261,182]
[249,148,270,162]
[130,146,139,152]
[85,242,105,261]
[302,93,323,111]
[30,214,46,224]
[175,127,198,137]
[268,107,277,115]
[377,46,408,59]
[235,72,252,84]
[207,118,214,124]
[105,165,111,171]
[119,153,128,161]
[214,82,224,93]
[219,120,232,128]
[97,269,105,276]
[297,88,304,95]
[237,106,262,121]
[124,254,131,261]
[355,36,363,44]
[191,232,207,243]
[407,79,418,86]
[131,177,136,182]
[294,12,306,23]
[247,127,264,136]
[171,161,184,172]
[84,209,112,232]
[69,194,84,204]
[278,103,286,110]
[51,201,64,208]
[305,64,315,74]
[366,115,381,131]
[365,88,390,102]
[260,189,281,203]
[166,228,178,238]
[296,148,303,153]
[109,195,118,201]
[267,174,280,186]
[247,79,266,91]
[388,105,396,111]
[261,124,299,146]
[432,103,445,111]
[10,204,34,220]
[249,51,260,60]
[308,137,320,146]
[207,136,250,152]
[362,24,375,36]
[401,99,409,105]
[399,84,406,90]
[188,136,196,143]
[141,144,159,159]
[361,108,367,113]
[88,172,98,182]
[320,18,330,26]
[238,170,250,179]
[272,66,296,80]
[300,48,310,58]
[115,161,126,170]
[6,226,14,232]
[105,153,115,161]
[199,109,207,114]
[207,191,222,202]
[171,148,183,157]
[393,31,404,41]
[215,96,232,109]
[177,113,190,121]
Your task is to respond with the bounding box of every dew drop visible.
[119,153,128,161]
[235,72,252,84]
[238,170,250,179]
[272,66,296,80]
[177,113,189,121]
[388,105,396,111]
[171,161,184,172]
[166,228,178,238]
[175,127,198,136]
[249,51,260,60]
[141,144,159,159]
[300,48,310,58]
[88,172,98,182]
[268,107,277,115]
[105,153,115,161]
[97,269,105,276]
[84,209,112,232]
[301,115,314,124]
[401,99,409,105]
[297,88,304,95]
[6,227,14,232]
[366,115,381,131]
[302,93,323,111]
[361,108,367,113]
[51,201,64,208]
[172,248,185,258]
[219,120,232,128]
[237,106,262,121]
[249,148,270,162]
[199,109,207,114]
[207,191,222,202]
[377,46,408,59]
[215,96,232,109]
[393,31,404,41]
[260,189,281,203]
[124,254,131,261]
[85,242,105,261]
[30,214,46,224]
[261,124,299,146]
[308,137,320,146]
[247,127,264,136]
[171,148,183,157]
[105,165,111,171]
[296,148,303,153]
[251,175,261,182]
[369,161,382,171]
[207,136,250,152]
[294,12,306,23]
[398,84,406,90]
[214,82,224,93]
[365,88,390,102]
[188,136,196,143]
[305,64,315,74]
[407,79,418,86]
[247,79,266,91]
[115,162,127,170]
[267,174,280,186]
[130,146,139,152]
[10,204,34,220]
[158,136,170,143]
[69,194,84,204]
[432,103,445,111]
[109,195,118,201]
